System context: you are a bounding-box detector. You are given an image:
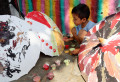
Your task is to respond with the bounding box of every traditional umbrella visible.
[78,12,120,82]
[25,11,64,56]
[0,15,41,81]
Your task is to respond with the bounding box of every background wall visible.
[11,0,120,34]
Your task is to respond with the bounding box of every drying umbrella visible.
[78,12,120,82]
[25,11,64,56]
[0,15,41,81]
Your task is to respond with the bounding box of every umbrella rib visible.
[103,26,106,38]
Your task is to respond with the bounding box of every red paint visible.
[27,21,32,25]
[100,33,120,55]
[79,45,86,53]
[43,64,49,70]
[92,26,97,34]
[109,12,120,29]
[90,51,99,72]
[47,72,54,80]
[78,53,86,71]
[53,49,56,53]
[78,44,99,72]
[78,54,84,62]
[13,40,17,48]
[86,31,91,36]
[38,36,40,38]
[79,60,84,71]
[41,39,44,42]
[115,12,120,20]
[26,11,51,28]
[65,45,69,49]
[33,76,41,82]
[100,40,119,55]
[49,46,52,49]
[46,43,48,46]
[99,21,105,30]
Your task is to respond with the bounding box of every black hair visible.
[72,3,90,20]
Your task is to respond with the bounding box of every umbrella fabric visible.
[0,15,41,81]
[78,12,120,82]
[25,11,64,56]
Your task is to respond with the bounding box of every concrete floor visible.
[12,41,85,82]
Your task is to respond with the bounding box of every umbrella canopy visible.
[0,15,41,81]
[25,11,64,56]
[78,12,120,82]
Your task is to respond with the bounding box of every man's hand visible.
[63,36,73,42]
[71,48,80,55]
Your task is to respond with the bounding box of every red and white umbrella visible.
[78,12,120,82]
[25,11,64,56]
[0,15,41,81]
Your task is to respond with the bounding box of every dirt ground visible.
[12,40,85,82]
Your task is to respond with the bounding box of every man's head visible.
[72,4,90,26]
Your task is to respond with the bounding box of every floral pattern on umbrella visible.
[0,15,41,81]
[78,12,120,82]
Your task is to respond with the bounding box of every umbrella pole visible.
[16,0,21,18]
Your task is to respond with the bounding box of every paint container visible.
[47,72,54,80]
[69,48,75,55]
[69,48,75,51]
[71,44,75,47]
[64,59,70,66]
[65,45,69,49]
[33,76,41,82]
[43,63,49,70]
[51,64,56,70]
[64,50,69,53]
[55,60,61,66]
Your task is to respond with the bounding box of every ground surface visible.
[12,40,85,82]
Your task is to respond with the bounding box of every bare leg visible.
[71,30,87,55]
[78,29,87,44]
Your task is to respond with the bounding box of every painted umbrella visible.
[78,12,120,82]
[25,11,64,56]
[0,15,41,81]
